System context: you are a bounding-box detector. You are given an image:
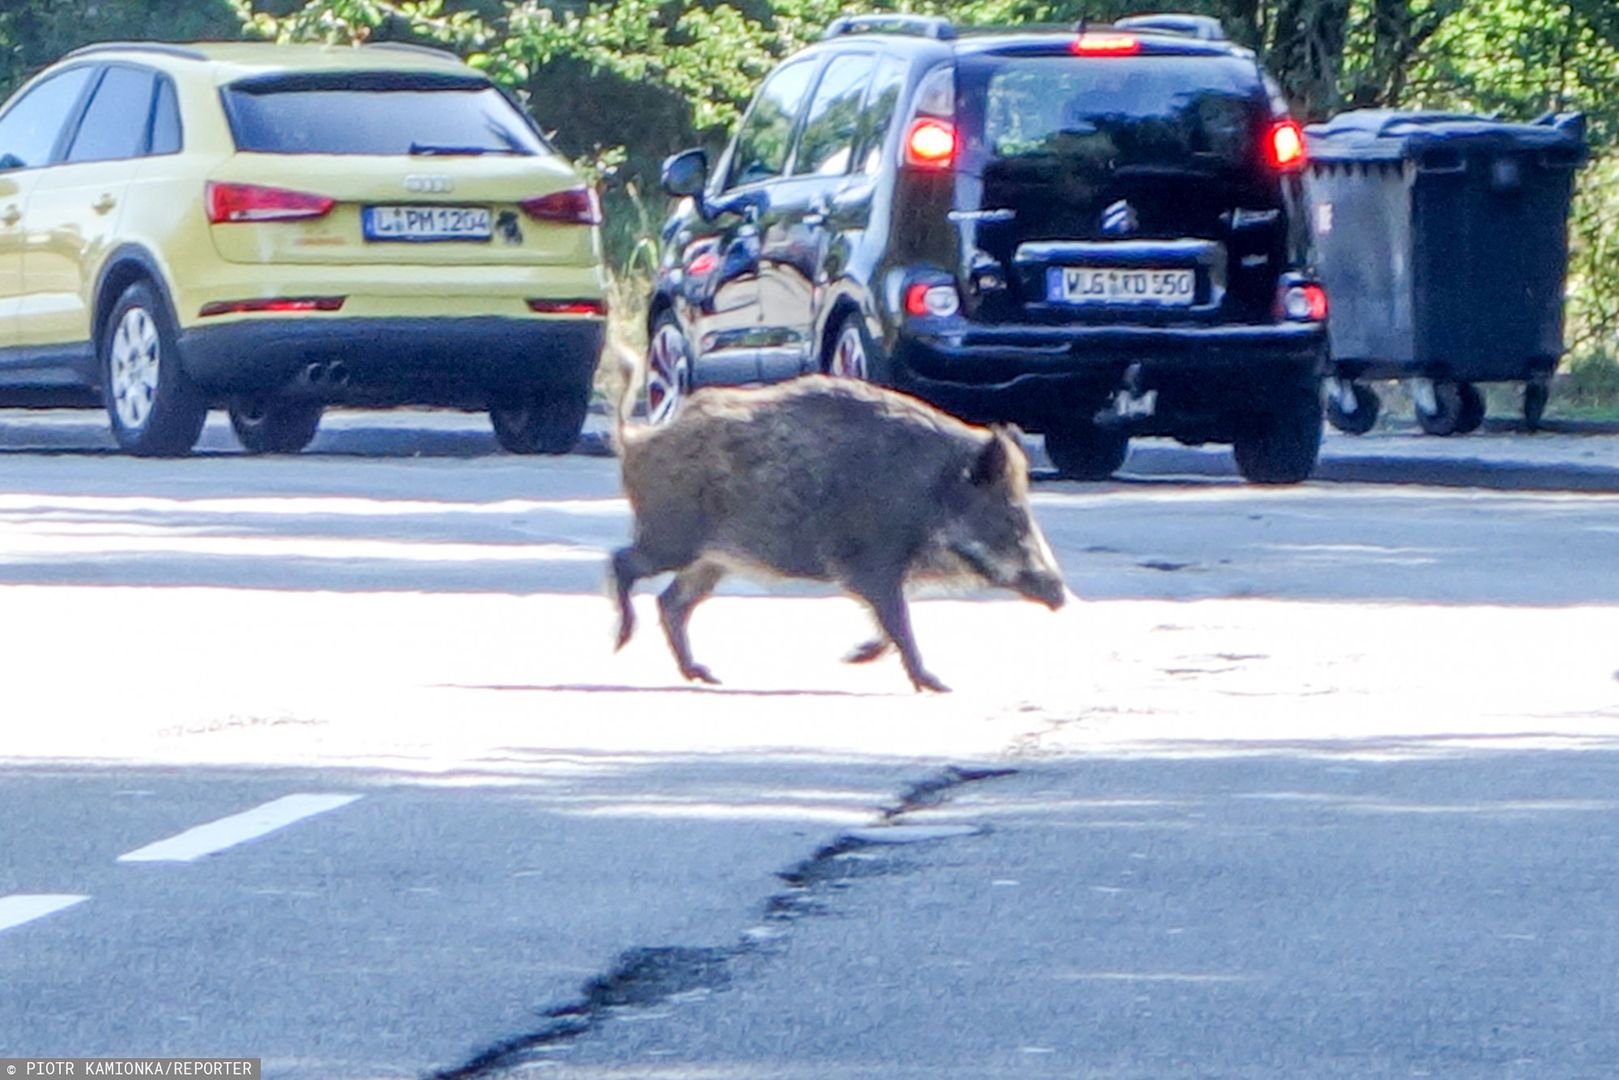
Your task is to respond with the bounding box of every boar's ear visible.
[969,430,1011,487]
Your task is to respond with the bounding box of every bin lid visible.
[1305,109,1587,166]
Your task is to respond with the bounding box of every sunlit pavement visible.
[3,408,1619,1077]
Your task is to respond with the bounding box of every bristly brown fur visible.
[609,375,1066,692]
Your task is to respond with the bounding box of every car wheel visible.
[646,311,692,425]
[490,382,590,455]
[229,398,323,454]
[101,281,208,457]
[826,311,890,384]
[1044,421,1130,480]
[1232,388,1323,484]
[1325,382,1380,435]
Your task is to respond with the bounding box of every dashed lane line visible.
[117,793,363,863]
[0,894,89,935]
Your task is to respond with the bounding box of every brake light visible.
[905,283,961,318]
[521,188,602,225]
[1268,120,1307,171]
[1073,32,1141,56]
[1276,282,1328,321]
[905,119,957,169]
[199,296,345,317]
[527,298,608,316]
[206,182,334,224]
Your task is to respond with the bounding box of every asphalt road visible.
[2,408,1617,1078]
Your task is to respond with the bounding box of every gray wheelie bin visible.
[1303,110,1587,434]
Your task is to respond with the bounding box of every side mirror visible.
[661,149,709,199]
[0,152,24,173]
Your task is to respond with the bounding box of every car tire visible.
[229,398,323,454]
[101,280,208,457]
[645,310,692,425]
[1232,388,1323,484]
[1044,421,1130,480]
[490,383,591,455]
[826,311,890,384]
[1325,382,1380,435]
[1454,381,1486,435]
[1523,379,1549,432]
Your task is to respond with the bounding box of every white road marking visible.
[0,894,88,934]
[117,794,362,863]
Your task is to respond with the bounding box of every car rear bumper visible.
[893,321,1326,426]
[178,316,604,407]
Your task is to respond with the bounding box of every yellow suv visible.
[0,42,608,455]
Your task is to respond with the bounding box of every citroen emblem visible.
[1101,199,1138,236]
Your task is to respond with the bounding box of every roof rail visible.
[62,41,209,62]
[823,14,956,41]
[361,41,463,61]
[1114,14,1227,41]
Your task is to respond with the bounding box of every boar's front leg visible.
[843,636,893,664]
[658,559,726,685]
[847,572,948,693]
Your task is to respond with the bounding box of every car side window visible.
[0,66,96,172]
[856,55,910,176]
[150,76,183,156]
[793,52,877,177]
[66,66,157,165]
[724,58,818,190]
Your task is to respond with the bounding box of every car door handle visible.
[1,205,19,226]
[92,194,117,214]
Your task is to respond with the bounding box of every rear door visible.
[956,49,1283,326]
[0,65,98,358]
[19,64,153,357]
[756,49,875,381]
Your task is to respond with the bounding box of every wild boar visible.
[610,374,1067,692]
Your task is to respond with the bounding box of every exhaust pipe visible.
[303,362,327,385]
[327,362,351,389]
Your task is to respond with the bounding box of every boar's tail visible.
[611,339,645,452]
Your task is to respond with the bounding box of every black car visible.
[648,13,1328,482]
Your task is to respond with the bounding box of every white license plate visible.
[1047,267,1196,306]
[363,205,492,242]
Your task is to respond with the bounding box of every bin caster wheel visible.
[1416,380,1483,437]
[1524,380,1549,432]
[1325,381,1380,435]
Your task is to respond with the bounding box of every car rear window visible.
[222,72,549,157]
[969,55,1265,171]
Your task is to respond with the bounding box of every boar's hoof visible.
[681,662,722,686]
[843,637,893,665]
[910,669,950,694]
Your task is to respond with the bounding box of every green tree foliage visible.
[3,0,1614,351]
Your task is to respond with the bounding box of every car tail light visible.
[1268,120,1307,171]
[1073,32,1141,55]
[905,119,957,170]
[528,298,608,316]
[905,283,961,318]
[521,188,602,225]
[199,296,345,317]
[206,182,335,224]
[1276,282,1328,321]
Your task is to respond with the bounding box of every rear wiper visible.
[408,142,516,156]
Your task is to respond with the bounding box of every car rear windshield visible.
[222,72,549,157]
[966,54,1266,173]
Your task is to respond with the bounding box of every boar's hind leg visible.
[848,574,948,693]
[658,559,726,685]
[611,546,660,651]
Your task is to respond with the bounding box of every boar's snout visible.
[1017,568,1068,611]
